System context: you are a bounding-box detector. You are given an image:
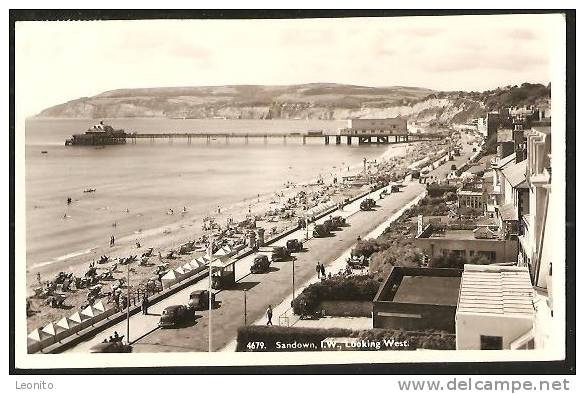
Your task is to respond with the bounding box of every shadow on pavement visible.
[229,281,260,291]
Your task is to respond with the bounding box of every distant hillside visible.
[36,83,434,120]
[36,82,550,124]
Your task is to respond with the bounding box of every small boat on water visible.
[84,188,96,193]
[41,150,48,154]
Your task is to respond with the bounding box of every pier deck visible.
[127,131,443,145]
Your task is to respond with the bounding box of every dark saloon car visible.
[90,341,132,353]
[286,239,303,253]
[159,305,193,328]
[271,246,291,262]
[189,290,215,311]
[250,255,271,273]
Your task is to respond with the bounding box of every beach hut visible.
[56,316,80,335]
[28,328,52,343]
[93,300,106,313]
[161,269,181,288]
[42,322,69,342]
[27,328,54,353]
[69,310,92,330]
[81,305,103,326]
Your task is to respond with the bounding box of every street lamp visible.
[292,256,296,302]
[126,261,130,343]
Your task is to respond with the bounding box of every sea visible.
[25,118,393,271]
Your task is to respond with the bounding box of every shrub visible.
[292,275,380,315]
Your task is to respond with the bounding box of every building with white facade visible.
[456,265,535,350]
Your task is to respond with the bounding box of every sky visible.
[15,14,565,116]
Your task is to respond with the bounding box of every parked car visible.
[90,341,132,353]
[390,185,400,193]
[159,305,193,328]
[250,255,271,273]
[330,215,346,228]
[451,164,457,171]
[323,219,335,231]
[472,147,477,152]
[286,239,303,252]
[360,198,376,211]
[271,246,291,262]
[188,290,214,311]
[312,224,331,238]
[346,255,369,269]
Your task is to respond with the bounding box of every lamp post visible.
[243,289,247,326]
[207,238,214,353]
[292,256,296,302]
[126,261,130,343]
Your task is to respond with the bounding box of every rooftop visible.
[421,227,498,240]
[502,159,527,187]
[494,153,516,169]
[374,267,463,305]
[457,265,534,317]
[393,276,462,306]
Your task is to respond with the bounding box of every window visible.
[478,251,497,263]
[480,335,503,350]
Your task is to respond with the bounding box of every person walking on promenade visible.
[141,295,149,315]
[266,305,273,325]
[315,262,321,279]
[110,235,115,247]
[36,272,42,286]
[320,263,326,279]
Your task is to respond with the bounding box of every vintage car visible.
[451,164,457,171]
[271,246,291,262]
[359,198,376,211]
[90,341,132,353]
[188,290,215,310]
[390,185,400,193]
[250,255,271,273]
[330,216,346,228]
[347,255,370,269]
[159,305,193,328]
[312,224,331,238]
[286,239,303,252]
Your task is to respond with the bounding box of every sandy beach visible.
[26,139,444,331]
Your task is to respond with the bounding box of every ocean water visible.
[25,118,391,269]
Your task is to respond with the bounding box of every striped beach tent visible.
[69,311,89,324]
[28,328,52,342]
[56,316,77,331]
[93,300,106,313]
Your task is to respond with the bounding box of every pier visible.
[125,131,443,145]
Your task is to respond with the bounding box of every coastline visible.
[26,138,441,332]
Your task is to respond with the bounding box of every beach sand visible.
[26,139,443,331]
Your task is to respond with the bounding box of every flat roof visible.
[457,265,534,316]
[393,276,462,306]
[427,229,479,240]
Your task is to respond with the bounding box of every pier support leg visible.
[347,136,352,145]
[283,135,287,144]
[225,135,229,144]
[324,136,329,145]
[336,136,341,145]
[264,135,267,144]
[245,135,249,144]
[302,136,306,145]
[206,135,210,144]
